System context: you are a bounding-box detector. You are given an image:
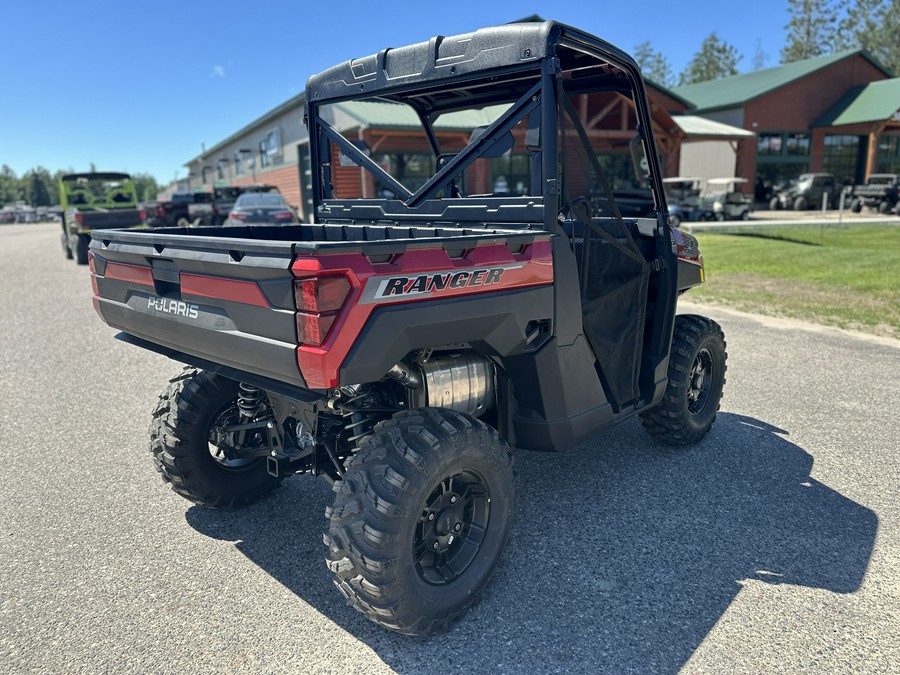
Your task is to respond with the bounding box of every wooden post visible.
[866,121,889,179]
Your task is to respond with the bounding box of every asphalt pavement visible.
[2,223,898,674]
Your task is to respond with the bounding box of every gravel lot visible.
[2,223,898,674]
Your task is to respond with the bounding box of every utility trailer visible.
[89,21,726,635]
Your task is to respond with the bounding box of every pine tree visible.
[876,0,900,73]
[782,0,845,62]
[678,33,743,86]
[633,41,675,87]
[838,0,900,74]
[836,0,883,51]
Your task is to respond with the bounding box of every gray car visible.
[223,192,298,226]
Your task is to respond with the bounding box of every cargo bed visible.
[90,222,554,391]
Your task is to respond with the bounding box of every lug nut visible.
[433,542,439,550]
[428,513,435,521]
[450,496,457,504]
[454,523,462,532]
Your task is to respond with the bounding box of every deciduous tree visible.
[0,165,23,205]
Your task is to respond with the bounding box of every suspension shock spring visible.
[343,412,378,451]
[237,383,264,419]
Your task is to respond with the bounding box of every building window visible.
[757,131,809,157]
[756,131,815,198]
[785,133,810,156]
[757,133,783,156]
[877,134,900,173]
[259,128,282,168]
[823,134,864,183]
[217,163,225,180]
[489,153,531,194]
[234,151,244,176]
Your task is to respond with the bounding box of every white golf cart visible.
[707,177,752,221]
[662,176,703,225]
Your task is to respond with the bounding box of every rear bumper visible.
[90,249,307,390]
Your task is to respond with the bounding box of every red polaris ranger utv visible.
[89,21,726,635]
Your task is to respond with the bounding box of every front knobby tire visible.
[641,314,727,446]
[74,234,90,265]
[324,408,516,635]
[149,368,283,507]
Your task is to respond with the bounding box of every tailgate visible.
[80,209,144,230]
[89,233,305,388]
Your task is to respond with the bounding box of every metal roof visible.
[813,77,900,127]
[672,115,754,139]
[335,101,513,131]
[673,50,893,112]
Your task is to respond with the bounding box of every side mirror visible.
[629,134,649,187]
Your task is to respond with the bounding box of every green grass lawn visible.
[689,223,900,338]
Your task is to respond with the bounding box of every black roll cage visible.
[304,21,669,232]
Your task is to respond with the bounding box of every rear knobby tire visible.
[149,368,283,508]
[324,408,516,635]
[641,314,727,446]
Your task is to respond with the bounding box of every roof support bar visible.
[316,118,413,200]
[404,81,543,208]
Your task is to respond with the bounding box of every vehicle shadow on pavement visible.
[185,411,877,673]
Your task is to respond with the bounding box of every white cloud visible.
[210,65,226,78]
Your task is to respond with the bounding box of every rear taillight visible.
[139,209,146,222]
[158,205,166,216]
[229,212,248,221]
[88,251,98,295]
[294,276,351,346]
[75,213,84,226]
[296,313,338,346]
[273,211,293,221]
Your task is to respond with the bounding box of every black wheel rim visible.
[207,403,261,472]
[413,471,490,586]
[687,348,714,415]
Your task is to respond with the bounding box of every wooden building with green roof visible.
[674,50,900,194]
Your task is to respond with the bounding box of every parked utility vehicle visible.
[850,173,900,214]
[769,172,838,211]
[89,21,727,635]
[60,172,144,263]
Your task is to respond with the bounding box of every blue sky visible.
[1,0,793,186]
